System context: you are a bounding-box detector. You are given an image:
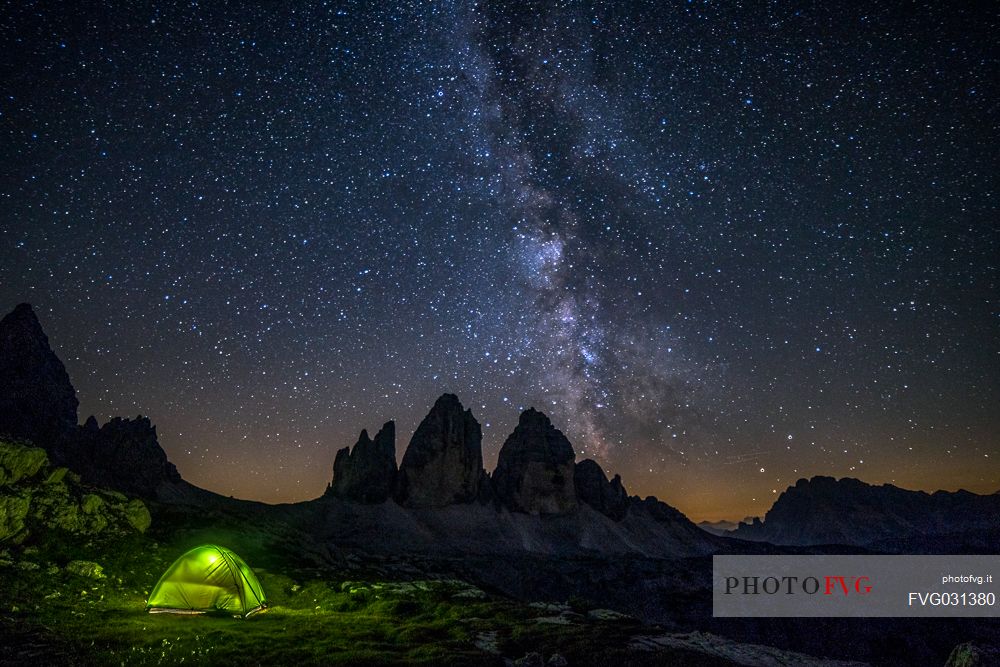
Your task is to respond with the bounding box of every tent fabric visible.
[146,545,267,618]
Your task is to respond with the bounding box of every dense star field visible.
[1,2,996,520]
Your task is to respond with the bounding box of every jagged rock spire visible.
[575,459,629,521]
[395,394,485,508]
[328,421,397,503]
[493,408,577,515]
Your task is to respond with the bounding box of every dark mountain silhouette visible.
[5,301,999,561]
[493,407,578,515]
[697,517,757,536]
[70,414,181,497]
[0,303,78,445]
[326,421,397,503]
[0,304,181,499]
[0,302,713,558]
[394,393,487,508]
[574,458,629,521]
[731,475,1000,546]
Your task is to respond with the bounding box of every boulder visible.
[124,499,152,533]
[81,493,104,514]
[35,485,148,537]
[493,408,577,515]
[65,560,105,579]
[0,437,152,541]
[0,494,31,542]
[0,439,48,486]
[512,653,544,667]
[0,304,79,445]
[328,421,397,503]
[396,394,484,508]
[43,467,68,485]
[574,459,629,520]
[945,641,1000,667]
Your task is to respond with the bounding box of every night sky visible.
[2,1,997,521]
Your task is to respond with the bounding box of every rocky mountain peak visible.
[492,407,577,515]
[395,394,485,508]
[0,303,79,444]
[328,421,397,503]
[5,303,44,334]
[73,416,181,497]
[514,407,556,431]
[732,475,1000,546]
[574,459,629,520]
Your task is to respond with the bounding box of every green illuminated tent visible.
[146,545,267,618]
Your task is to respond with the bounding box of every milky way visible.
[1,1,996,519]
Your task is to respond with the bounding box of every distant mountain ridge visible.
[731,475,1000,547]
[697,517,757,536]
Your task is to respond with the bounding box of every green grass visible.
[0,525,684,666]
[2,536,491,665]
[0,504,733,667]
[49,607,489,666]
